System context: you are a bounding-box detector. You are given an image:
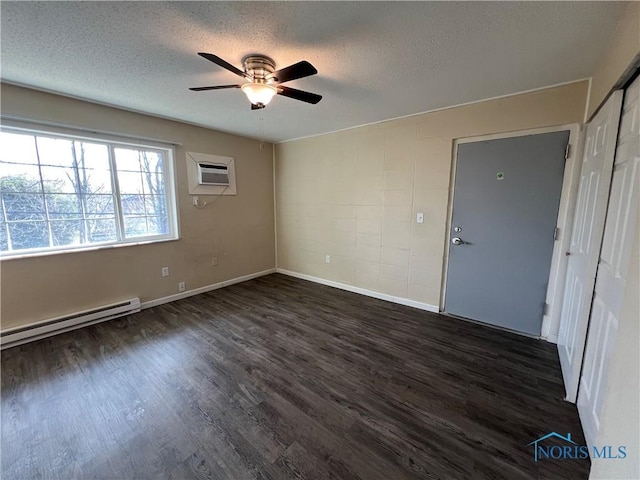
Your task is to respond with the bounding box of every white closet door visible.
[557,91,623,402]
[578,76,640,448]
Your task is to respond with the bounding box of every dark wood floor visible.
[1,273,590,480]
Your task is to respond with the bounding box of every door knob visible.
[452,237,464,245]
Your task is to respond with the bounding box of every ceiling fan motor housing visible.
[242,55,276,83]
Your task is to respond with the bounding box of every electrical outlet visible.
[325,255,331,264]
[416,212,424,224]
[178,281,186,292]
[161,266,169,277]
[212,257,218,266]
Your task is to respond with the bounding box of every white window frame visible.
[0,122,180,258]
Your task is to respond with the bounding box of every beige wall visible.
[1,84,275,330]
[275,81,588,307]
[587,1,640,120]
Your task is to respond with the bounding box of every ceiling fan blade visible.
[251,103,265,110]
[270,61,317,84]
[189,85,241,91]
[277,86,322,104]
[197,52,248,79]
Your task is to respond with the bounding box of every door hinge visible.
[553,226,560,241]
[543,303,550,316]
[565,144,571,160]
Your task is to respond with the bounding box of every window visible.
[0,126,178,257]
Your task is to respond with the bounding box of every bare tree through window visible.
[0,129,175,255]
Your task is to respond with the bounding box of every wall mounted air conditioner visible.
[198,163,230,186]
[186,152,237,196]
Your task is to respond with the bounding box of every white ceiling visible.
[0,2,628,143]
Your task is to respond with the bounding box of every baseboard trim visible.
[276,268,440,313]
[141,268,277,310]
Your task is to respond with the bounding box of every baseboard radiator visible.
[0,298,141,350]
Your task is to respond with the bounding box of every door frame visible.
[442,123,584,341]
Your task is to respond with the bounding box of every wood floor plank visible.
[1,273,590,479]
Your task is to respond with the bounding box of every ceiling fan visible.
[190,53,322,110]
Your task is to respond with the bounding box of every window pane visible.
[142,171,165,196]
[114,147,143,172]
[121,194,145,215]
[84,194,115,217]
[35,138,108,170]
[7,221,49,250]
[123,216,147,237]
[73,142,110,171]
[85,169,113,194]
[36,137,74,167]
[0,222,8,251]
[3,193,46,221]
[87,218,117,243]
[51,219,82,246]
[46,194,82,218]
[50,213,83,223]
[117,171,143,194]
[0,169,42,192]
[40,165,112,195]
[144,195,167,216]
[139,152,164,174]
[40,166,77,193]
[146,216,169,235]
[0,132,39,165]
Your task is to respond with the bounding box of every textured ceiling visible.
[0,2,628,143]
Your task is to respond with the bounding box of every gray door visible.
[445,131,569,335]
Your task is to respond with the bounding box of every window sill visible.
[0,237,180,261]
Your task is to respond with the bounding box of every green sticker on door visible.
[497,172,504,180]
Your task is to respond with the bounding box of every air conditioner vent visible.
[198,163,230,186]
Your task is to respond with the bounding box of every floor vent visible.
[0,298,141,349]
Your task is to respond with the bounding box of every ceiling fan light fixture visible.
[241,83,277,106]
